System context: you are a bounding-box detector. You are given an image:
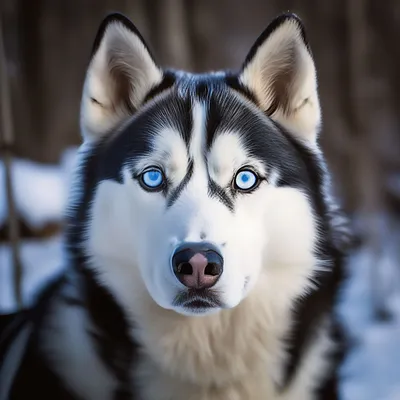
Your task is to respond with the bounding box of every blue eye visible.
[234,169,258,191]
[141,168,164,190]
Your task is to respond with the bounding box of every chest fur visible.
[41,276,333,400]
[132,324,332,400]
[129,289,333,400]
[135,361,277,400]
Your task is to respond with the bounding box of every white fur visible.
[240,18,321,142]
[80,22,162,141]
[189,102,207,166]
[83,98,326,398]
[135,321,334,400]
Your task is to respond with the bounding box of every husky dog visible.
[0,12,350,400]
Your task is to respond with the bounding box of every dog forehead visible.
[104,74,277,171]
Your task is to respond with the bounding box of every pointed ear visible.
[80,13,163,141]
[239,14,321,143]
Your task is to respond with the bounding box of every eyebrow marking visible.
[208,179,234,211]
[167,160,194,207]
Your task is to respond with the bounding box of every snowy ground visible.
[1,150,400,399]
[338,246,400,400]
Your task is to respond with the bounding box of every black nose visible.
[172,243,224,289]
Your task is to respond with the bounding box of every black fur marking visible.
[9,346,82,400]
[173,96,193,146]
[225,73,259,105]
[205,95,223,150]
[208,180,234,211]
[143,70,176,104]
[0,311,29,354]
[194,81,211,99]
[65,144,104,264]
[315,317,348,399]
[167,160,194,208]
[242,13,310,71]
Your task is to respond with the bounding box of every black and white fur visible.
[0,13,351,400]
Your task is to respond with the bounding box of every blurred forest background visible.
[1,1,400,398]
[2,0,400,224]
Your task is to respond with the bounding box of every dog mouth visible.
[173,288,223,312]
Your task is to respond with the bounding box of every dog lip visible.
[173,288,223,309]
[183,299,217,309]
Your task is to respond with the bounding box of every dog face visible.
[76,13,322,316]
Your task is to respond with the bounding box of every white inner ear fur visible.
[81,22,162,141]
[240,19,321,143]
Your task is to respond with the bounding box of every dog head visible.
[74,13,324,317]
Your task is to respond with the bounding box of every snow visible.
[338,245,400,400]
[0,236,65,314]
[0,148,78,313]
[1,150,400,399]
[0,147,78,229]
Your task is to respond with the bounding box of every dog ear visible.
[80,13,162,141]
[239,14,320,143]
